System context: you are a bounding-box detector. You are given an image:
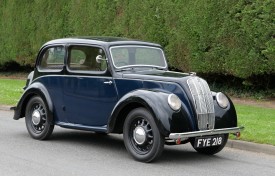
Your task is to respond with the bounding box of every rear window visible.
[38,46,65,70]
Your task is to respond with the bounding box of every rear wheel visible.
[190,134,229,155]
[123,108,164,162]
[25,96,54,140]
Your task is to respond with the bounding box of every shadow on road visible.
[47,129,222,163]
[51,130,124,148]
[160,147,222,164]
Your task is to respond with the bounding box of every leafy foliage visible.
[0,0,274,88]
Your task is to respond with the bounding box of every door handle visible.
[103,80,113,85]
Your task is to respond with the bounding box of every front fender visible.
[13,82,53,122]
[214,94,238,128]
[108,89,193,136]
[108,89,172,136]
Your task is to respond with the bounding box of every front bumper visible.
[169,126,244,140]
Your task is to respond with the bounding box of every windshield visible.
[110,46,167,69]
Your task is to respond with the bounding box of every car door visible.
[36,45,66,123]
[63,45,118,127]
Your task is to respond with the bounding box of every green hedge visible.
[0,0,274,79]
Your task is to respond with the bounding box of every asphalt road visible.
[1,110,275,176]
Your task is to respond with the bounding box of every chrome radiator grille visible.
[187,77,215,130]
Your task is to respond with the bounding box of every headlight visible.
[168,94,181,111]
[216,92,229,108]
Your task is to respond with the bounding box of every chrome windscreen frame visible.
[109,45,168,70]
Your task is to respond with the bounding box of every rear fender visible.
[13,82,53,124]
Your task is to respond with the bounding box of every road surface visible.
[1,110,275,176]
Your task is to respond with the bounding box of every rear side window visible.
[39,46,65,70]
[68,45,107,72]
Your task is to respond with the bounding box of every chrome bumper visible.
[169,126,244,139]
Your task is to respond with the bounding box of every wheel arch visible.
[108,101,146,134]
[108,89,174,136]
[13,82,53,123]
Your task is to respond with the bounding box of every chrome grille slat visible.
[187,77,215,130]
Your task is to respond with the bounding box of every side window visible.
[68,46,107,72]
[39,46,65,70]
[69,50,86,70]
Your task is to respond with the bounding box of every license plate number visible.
[194,136,223,148]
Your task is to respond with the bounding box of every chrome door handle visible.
[103,80,113,85]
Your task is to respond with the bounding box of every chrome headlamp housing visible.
[216,92,229,108]
[168,94,181,111]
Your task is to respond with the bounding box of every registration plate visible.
[194,135,224,148]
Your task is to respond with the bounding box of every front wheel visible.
[190,134,229,155]
[123,108,164,162]
[25,96,54,140]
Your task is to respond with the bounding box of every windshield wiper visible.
[116,65,167,72]
[151,66,166,71]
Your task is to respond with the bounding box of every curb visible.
[226,139,275,155]
[0,105,12,111]
[1,105,275,155]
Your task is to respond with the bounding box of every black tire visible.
[123,108,164,162]
[25,96,54,140]
[190,134,229,155]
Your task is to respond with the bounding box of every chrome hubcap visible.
[32,110,41,125]
[133,126,146,145]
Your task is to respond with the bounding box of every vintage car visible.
[12,37,244,162]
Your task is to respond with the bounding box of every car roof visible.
[43,36,162,48]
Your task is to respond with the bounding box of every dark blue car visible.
[13,37,243,162]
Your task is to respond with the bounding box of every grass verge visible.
[0,79,25,105]
[231,104,275,146]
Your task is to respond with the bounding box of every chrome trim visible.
[216,92,229,108]
[103,80,113,85]
[187,77,215,130]
[31,75,113,84]
[133,127,146,145]
[109,45,168,69]
[32,110,41,125]
[169,126,244,139]
[168,94,181,111]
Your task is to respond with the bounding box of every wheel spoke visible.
[30,102,48,134]
[140,119,145,126]
[138,120,142,125]
[130,117,154,154]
